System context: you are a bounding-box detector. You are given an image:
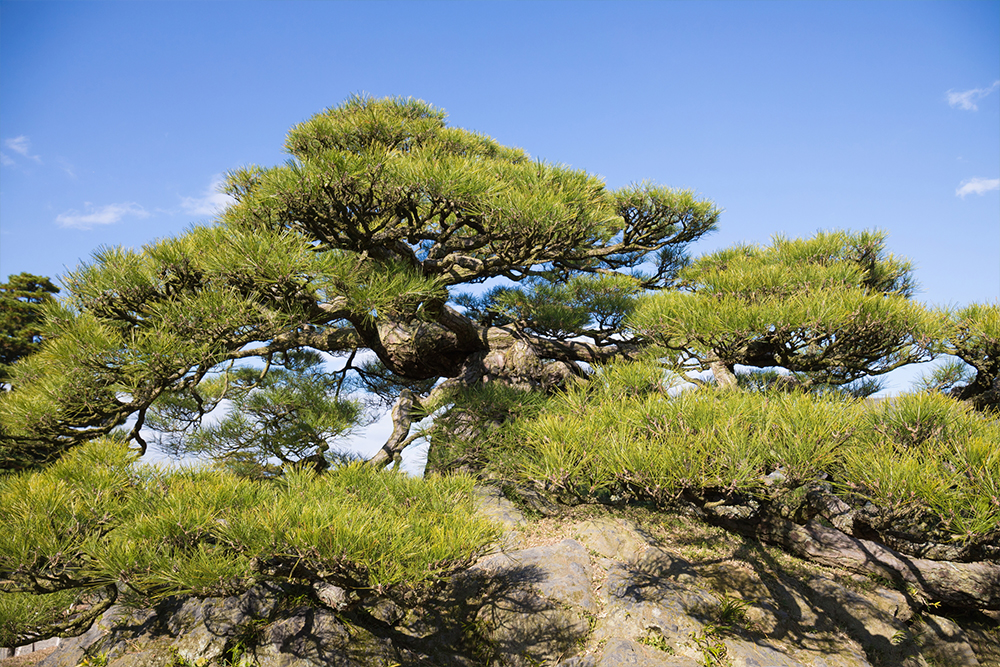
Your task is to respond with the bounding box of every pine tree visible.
[0,96,719,467]
[148,350,361,477]
[0,273,59,389]
[630,231,945,391]
[943,302,1000,410]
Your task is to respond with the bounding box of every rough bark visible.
[705,507,1000,610]
[706,351,738,389]
[367,389,418,468]
[955,374,1000,412]
[364,309,616,464]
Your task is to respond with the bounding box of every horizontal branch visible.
[233,326,363,359]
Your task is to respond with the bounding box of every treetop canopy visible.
[0,95,721,469]
[221,95,719,286]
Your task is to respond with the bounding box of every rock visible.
[595,547,710,649]
[313,583,348,610]
[474,486,527,531]
[913,614,982,667]
[475,588,591,667]
[801,574,913,665]
[37,605,132,667]
[475,485,529,551]
[28,505,997,667]
[254,607,388,667]
[955,610,1000,666]
[471,539,597,665]
[474,539,597,613]
[589,637,698,666]
[574,517,650,561]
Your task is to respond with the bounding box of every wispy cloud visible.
[4,136,42,162]
[56,202,150,230]
[57,157,77,179]
[180,175,235,217]
[956,177,1000,198]
[0,153,14,167]
[947,81,1000,111]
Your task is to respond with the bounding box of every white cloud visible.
[956,177,1000,198]
[180,175,235,217]
[947,81,1000,111]
[56,202,150,230]
[57,157,77,179]
[0,153,13,167]
[4,136,41,162]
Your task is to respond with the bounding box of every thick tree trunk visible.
[955,373,1000,411]
[364,317,590,467]
[706,351,738,389]
[368,318,483,381]
[367,389,419,468]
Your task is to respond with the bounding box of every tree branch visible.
[367,388,418,467]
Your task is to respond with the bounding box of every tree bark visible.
[706,508,1000,610]
[955,373,1000,412]
[365,322,593,467]
[368,389,419,468]
[706,351,738,389]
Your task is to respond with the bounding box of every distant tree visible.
[0,96,719,467]
[630,231,944,391]
[0,273,59,389]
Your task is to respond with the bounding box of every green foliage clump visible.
[0,95,719,472]
[0,273,60,388]
[842,392,1000,538]
[630,231,944,388]
[484,357,1000,543]
[0,589,79,647]
[0,225,403,464]
[0,439,500,644]
[942,302,999,410]
[458,272,645,343]
[490,357,859,499]
[424,383,549,474]
[148,350,361,478]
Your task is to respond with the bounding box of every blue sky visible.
[2,0,998,417]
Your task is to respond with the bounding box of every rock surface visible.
[23,491,1000,667]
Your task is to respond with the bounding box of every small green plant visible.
[716,595,752,631]
[575,611,598,648]
[690,625,729,667]
[77,651,109,667]
[636,627,675,653]
[280,591,318,609]
[223,618,268,666]
[167,648,208,667]
[462,616,499,665]
[866,573,895,590]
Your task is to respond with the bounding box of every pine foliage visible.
[0,273,60,388]
[630,231,945,387]
[485,357,1000,545]
[0,439,499,644]
[3,97,999,644]
[0,96,719,468]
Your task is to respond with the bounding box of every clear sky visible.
[1,1,998,460]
